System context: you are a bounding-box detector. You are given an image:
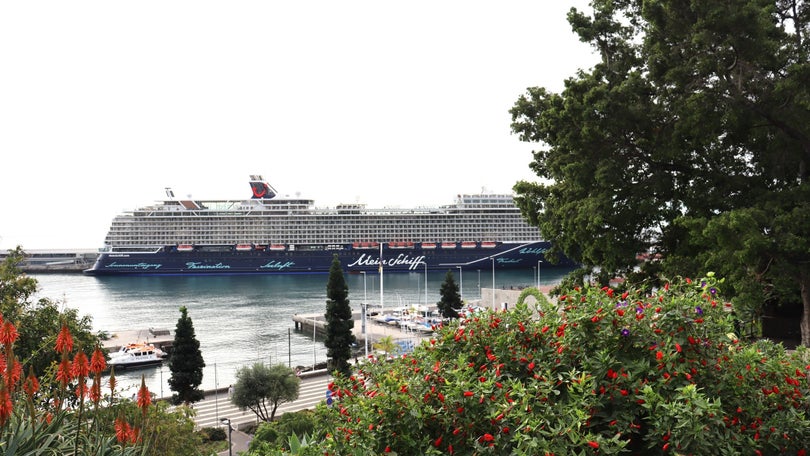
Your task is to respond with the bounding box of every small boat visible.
[421,242,437,249]
[235,244,254,251]
[108,342,166,370]
[481,241,496,249]
[441,242,457,249]
[461,242,477,249]
[177,244,194,252]
[269,244,286,251]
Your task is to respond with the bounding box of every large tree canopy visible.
[510,0,810,345]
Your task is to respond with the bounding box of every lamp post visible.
[360,271,368,357]
[423,261,428,307]
[456,266,463,302]
[490,257,495,310]
[537,260,542,288]
[220,418,233,456]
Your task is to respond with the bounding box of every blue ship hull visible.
[84,241,572,276]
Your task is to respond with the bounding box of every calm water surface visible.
[32,268,572,397]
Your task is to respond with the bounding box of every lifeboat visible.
[461,242,477,249]
[421,242,437,249]
[441,242,457,249]
[269,244,286,251]
[481,241,497,249]
[177,244,194,252]
[235,244,254,251]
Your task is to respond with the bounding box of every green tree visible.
[168,305,205,405]
[1,247,99,377]
[372,335,398,358]
[509,0,810,345]
[313,276,810,454]
[436,269,463,319]
[323,255,355,377]
[231,363,300,422]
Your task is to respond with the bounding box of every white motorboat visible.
[108,342,166,369]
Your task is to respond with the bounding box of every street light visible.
[456,266,463,302]
[490,257,495,310]
[220,418,233,456]
[423,261,428,307]
[360,271,368,357]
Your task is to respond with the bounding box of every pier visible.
[1,249,98,273]
[101,328,174,354]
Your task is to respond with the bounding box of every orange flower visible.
[109,367,117,395]
[23,367,39,397]
[75,381,89,400]
[0,321,18,346]
[114,417,131,443]
[0,388,11,426]
[137,375,151,415]
[55,324,73,354]
[56,357,73,386]
[89,347,106,374]
[89,378,101,404]
[71,351,89,378]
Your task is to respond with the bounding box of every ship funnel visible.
[249,175,277,199]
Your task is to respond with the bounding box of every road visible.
[191,373,333,430]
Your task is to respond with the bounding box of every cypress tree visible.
[324,254,355,377]
[168,305,206,405]
[437,270,463,319]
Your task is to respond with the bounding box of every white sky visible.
[0,1,597,250]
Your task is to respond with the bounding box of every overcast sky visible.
[1,1,597,250]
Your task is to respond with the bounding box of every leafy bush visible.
[313,274,810,455]
[200,426,227,441]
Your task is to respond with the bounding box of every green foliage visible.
[199,426,227,441]
[324,255,355,377]
[1,247,100,378]
[248,410,318,454]
[436,270,462,319]
[509,0,810,345]
[232,363,300,422]
[312,275,810,454]
[168,306,206,405]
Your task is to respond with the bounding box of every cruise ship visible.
[84,175,573,276]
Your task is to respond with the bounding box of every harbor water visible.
[30,267,573,398]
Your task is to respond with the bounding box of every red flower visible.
[55,324,73,354]
[0,388,11,426]
[71,351,90,378]
[480,433,495,442]
[23,368,39,397]
[0,321,19,346]
[89,347,106,374]
[463,391,474,397]
[56,357,73,386]
[587,440,599,448]
[114,417,129,442]
[137,375,151,414]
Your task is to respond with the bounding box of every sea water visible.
[30,267,573,397]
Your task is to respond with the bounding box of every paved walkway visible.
[188,373,333,455]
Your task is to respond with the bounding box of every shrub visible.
[314,274,810,454]
[200,426,227,441]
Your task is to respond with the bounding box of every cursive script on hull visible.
[107,262,162,270]
[259,260,295,271]
[347,254,426,271]
[185,262,231,270]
